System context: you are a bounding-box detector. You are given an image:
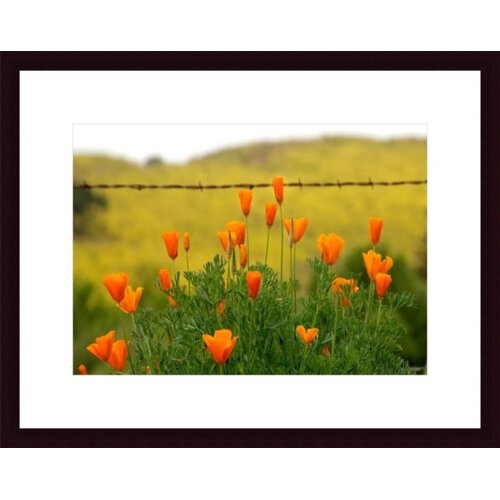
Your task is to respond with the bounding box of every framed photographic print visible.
[1,51,498,446]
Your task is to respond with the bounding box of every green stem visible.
[172,259,177,287]
[226,252,231,292]
[265,227,270,266]
[246,215,250,267]
[299,344,308,374]
[251,298,257,367]
[289,243,296,315]
[231,247,237,276]
[293,244,297,314]
[186,251,191,295]
[279,205,284,283]
[331,295,339,355]
[128,314,137,374]
[364,281,374,332]
[219,363,224,375]
[312,265,327,326]
[375,299,383,334]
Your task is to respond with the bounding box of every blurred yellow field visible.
[74,137,426,283]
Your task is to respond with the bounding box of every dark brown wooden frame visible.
[1,51,498,447]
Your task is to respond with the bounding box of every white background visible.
[20,70,480,429]
[1,1,499,51]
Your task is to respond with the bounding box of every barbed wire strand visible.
[74,179,427,191]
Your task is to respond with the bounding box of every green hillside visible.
[73,137,427,371]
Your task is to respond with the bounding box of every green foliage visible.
[344,245,427,366]
[124,256,412,375]
[73,181,107,236]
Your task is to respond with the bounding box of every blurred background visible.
[73,124,427,373]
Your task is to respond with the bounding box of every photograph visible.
[1,50,493,445]
[73,123,427,376]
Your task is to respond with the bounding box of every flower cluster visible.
[81,273,144,373]
[79,176,397,375]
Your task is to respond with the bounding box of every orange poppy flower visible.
[238,189,253,217]
[296,325,319,344]
[331,277,359,307]
[272,176,284,205]
[265,202,278,227]
[246,271,262,299]
[106,340,128,371]
[322,346,331,357]
[217,231,238,254]
[86,330,115,362]
[369,217,383,246]
[78,364,87,375]
[87,330,128,371]
[162,230,179,260]
[362,250,393,282]
[202,329,238,364]
[317,233,345,265]
[102,272,128,303]
[240,244,248,269]
[118,285,143,314]
[158,269,172,291]
[375,272,392,298]
[146,366,152,375]
[158,269,176,306]
[331,277,359,294]
[183,232,190,252]
[225,221,246,245]
[283,217,308,244]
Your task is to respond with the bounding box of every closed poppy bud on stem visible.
[375,272,392,298]
[238,189,253,217]
[118,286,143,314]
[217,300,225,317]
[103,272,128,303]
[78,364,87,375]
[369,217,383,246]
[202,329,238,365]
[265,202,278,227]
[246,271,262,299]
[162,230,179,260]
[183,232,190,252]
[158,269,172,291]
[272,176,284,205]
